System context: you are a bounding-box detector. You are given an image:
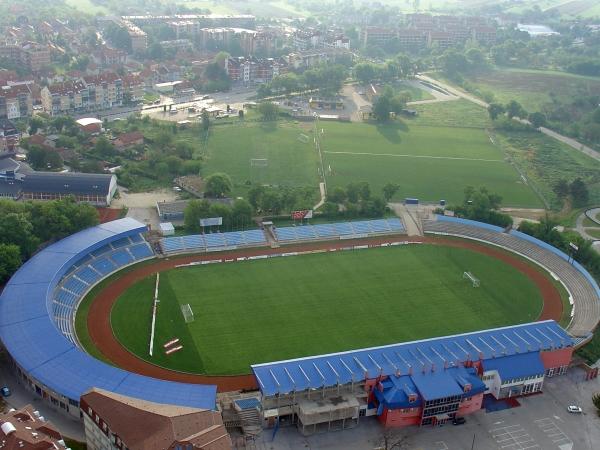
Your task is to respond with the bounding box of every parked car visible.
[567,405,583,413]
[1,386,11,397]
[452,417,466,425]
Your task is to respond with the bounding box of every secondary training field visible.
[111,243,544,376]
[321,121,542,207]
[202,122,320,195]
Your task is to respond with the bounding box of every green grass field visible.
[321,120,542,207]
[111,245,543,375]
[461,68,600,113]
[203,122,320,196]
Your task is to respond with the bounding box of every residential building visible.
[41,72,123,116]
[0,118,21,151]
[122,74,146,102]
[120,20,148,53]
[93,46,128,68]
[427,31,454,49]
[0,82,33,119]
[225,56,286,83]
[114,130,144,149]
[81,388,231,450]
[397,30,427,49]
[160,39,193,51]
[286,48,351,70]
[0,41,51,72]
[293,30,322,51]
[360,27,397,47]
[127,14,256,31]
[0,404,65,449]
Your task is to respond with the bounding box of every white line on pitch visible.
[323,151,504,162]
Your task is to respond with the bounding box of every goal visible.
[297,133,309,143]
[250,158,268,168]
[463,271,480,288]
[181,304,194,323]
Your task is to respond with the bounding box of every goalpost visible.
[463,271,480,288]
[181,304,194,323]
[250,158,268,168]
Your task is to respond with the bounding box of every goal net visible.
[181,304,194,323]
[297,133,309,143]
[250,158,268,167]
[463,271,480,288]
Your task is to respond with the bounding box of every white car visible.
[567,405,582,413]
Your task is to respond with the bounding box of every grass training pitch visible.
[111,244,543,375]
[321,121,542,207]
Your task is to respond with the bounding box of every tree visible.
[570,178,589,207]
[204,173,232,198]
[321,201,339,217]
[592,392,600,416]
[528,112,547,129]
[506,100,527,119]
[553,179,570,199]
[373,93,392,122]
[201,110,210,131]
[247,184,265,209]
[439,49,469,77]
[0,243,21,284]
[0,213,39,258]
[346,182,361,203]
[94,137,116,157]
[328,186,347,203]
[148,42,165,60]
[28,116,46,134]
[208,202,233,228]
[382,183,400,201]
[257,102,279,121]
[354,62,377,85]
[231,199,253,228]
[184,199,211,232]
[377,428,409,450]
[488,103,505,121]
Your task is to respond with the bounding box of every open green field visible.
[64,0,109,15]
[462,68,600,113]
[203,122,320,195]
[111,244,544,375]
[321,120,542,207]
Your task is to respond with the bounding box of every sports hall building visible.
[252,321,573,434]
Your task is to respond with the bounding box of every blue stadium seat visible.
[182,235,205,250]
[276,227,298,241]
[204,233,226,248]
[90,245,111,258]
[224,232,244,246]
[313,224,337,238]
[111,237,132,249]
[129,243,154,259]
[295,226,317,239]
[73,254,93,268]
[387,218,404,231]
[76,266,101,285]
[90,257,117,276]
[129,233,144,243]
[111,249,134,267]
[63,277,87,295]
[333,222,354,236]
[243,230,266,244]
[161,237,185,253]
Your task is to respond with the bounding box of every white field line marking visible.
[323,150,504,163]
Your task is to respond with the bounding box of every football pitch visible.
[321,121,542,207]
[111,245,543,375]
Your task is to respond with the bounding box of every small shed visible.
[159,222,175,236]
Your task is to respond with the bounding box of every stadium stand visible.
[275,218,405,243]
[0,218,217,417]
[160,229,268,254]
[423,215,600,338]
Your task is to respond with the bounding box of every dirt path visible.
[87,235,562,392]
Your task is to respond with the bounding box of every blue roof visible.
[251,320,573,396]
[374,375,422,409]
[482,352,545,381]
[0,218,217,410]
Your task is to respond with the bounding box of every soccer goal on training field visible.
[181,304,195,323]
[297,133,309,143]
[463,271,480,288]
[250,158,268,168]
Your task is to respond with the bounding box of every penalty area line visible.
[323,151,504,163]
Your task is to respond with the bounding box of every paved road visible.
[576,208,600,253]
[417,74,600,163]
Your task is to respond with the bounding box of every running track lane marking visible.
[323,150,504,162]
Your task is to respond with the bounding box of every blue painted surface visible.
[0,218,217,410]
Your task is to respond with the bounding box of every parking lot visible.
[254,367,599,450]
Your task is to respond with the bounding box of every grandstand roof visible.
[22,172,115,196]
[251,321,572,397]
[482,352,545,381]
[0,218,217,410]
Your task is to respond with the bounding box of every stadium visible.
[0,213,599,437]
